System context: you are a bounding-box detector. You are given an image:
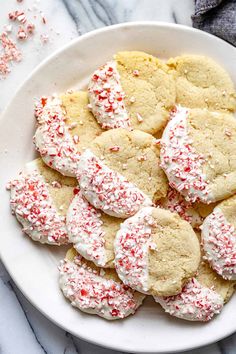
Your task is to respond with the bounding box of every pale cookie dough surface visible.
[28,158,77,217]
[167,55,236,112]
[114,207,200,296]
[7,158,76,245]
[189,109,236,202]
[116,51,176,134]
[194,201,218,219]
[197,259,235,303]
[89,128,168,203]
[88,51,176,135]
[67,190,121,268]
[59,248,145,320]
[161,106,236,203]
[202,195,236,280]
[61,91,103,152]
[157,187,202,229]
[34,92,102,177]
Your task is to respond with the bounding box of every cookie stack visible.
[8,51,236,322]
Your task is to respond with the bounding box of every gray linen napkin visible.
[192,0,236,46]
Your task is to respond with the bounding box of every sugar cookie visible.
[167,55,236,112]
[88,51,176,134]
[114,207,200,296]
[59,248,145,320]
[7,158,76,245]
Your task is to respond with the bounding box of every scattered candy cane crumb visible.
[40,34,49,44]
[0,1,56,79]
[109,146,120,152]
[73,135,79,144]
[0,32,22,76]
[136,113,143,123]
[133,69,139,76]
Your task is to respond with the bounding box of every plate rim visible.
[1,21,236,353]
[1,20,235,121]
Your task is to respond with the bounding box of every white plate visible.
[0,22,236,353]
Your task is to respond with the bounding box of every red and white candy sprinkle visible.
[0,32,22,76]
[109,145,120,152]
[158,187,202,228]
[202,207,236,280]
[77,150,152,218]
[7,172,68,245]
[17,26,27,40]
[59,256,144,320]
[34,95,80,177]
[0,1,52,79]
[88,61,131,130]
[114,207,154,293]
[160,106,210,203]
[155,278,223,321]
[8,11,26,23]
[66,190,107,267]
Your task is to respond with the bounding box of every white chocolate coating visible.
[160,106,211,203]
[77,149,152,218]
[202,207,236,280]
[8,171,68,245]
[155,278,223,322]
[59,256,145,320]
[34,95,80,177]
[66,191,107,267]
[88,61,131,130]
[114,207,153,293]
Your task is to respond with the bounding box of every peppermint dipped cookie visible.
[77,128,168,218]
[114,207,200,296]
[34,91,102,177]
[155,257,235,322]
[7,158,77,245]
[160,106,236,204]
[201,195,236,280]
[88,51,176,134]
[59,248,145,320]
[167,55,236,112]
[67,189,122,268]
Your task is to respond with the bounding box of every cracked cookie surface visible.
[167,55,236,112]
[61,91,103,152]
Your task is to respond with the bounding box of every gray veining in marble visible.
[0,1,235,353]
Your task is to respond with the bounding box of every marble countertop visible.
[0,1,235,353]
